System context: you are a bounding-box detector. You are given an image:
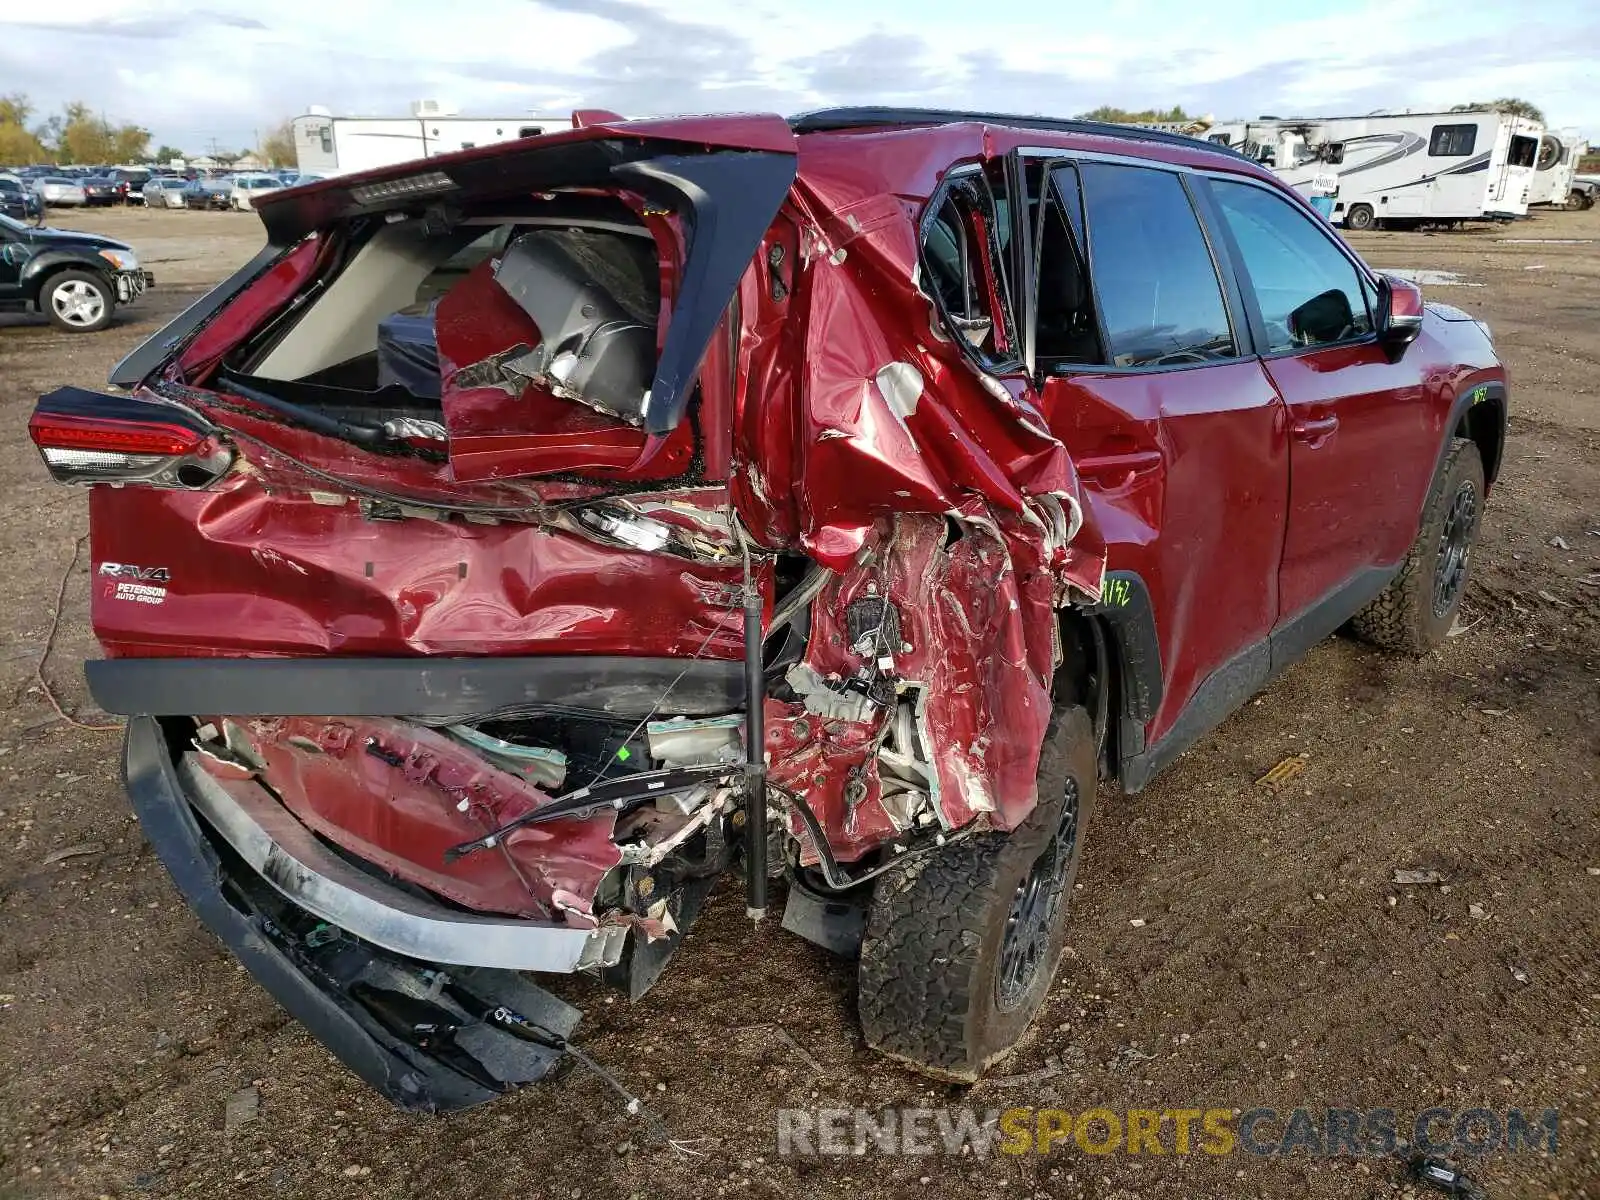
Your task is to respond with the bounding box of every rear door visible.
[1198,174,1432,626]
[1027,157,1291,750]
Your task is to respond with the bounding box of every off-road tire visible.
[1351,437,1485,655]
[857,704,1096,1081]
[1345,204,1376,231]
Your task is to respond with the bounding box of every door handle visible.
[1291,413,1340,443]
[1077,449,1163,489]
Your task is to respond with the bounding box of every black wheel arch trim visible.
[1078,569,1163,768]
[1080,570,1163,723]
[1118,564,1399,793]
[1443,377,1506,492]
[20,251,115,301]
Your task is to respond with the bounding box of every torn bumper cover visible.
[124,716,586,1111]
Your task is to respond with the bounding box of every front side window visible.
[1208,179,1372,352]
[1429,124,1477,157]
[1077,162,1235,368]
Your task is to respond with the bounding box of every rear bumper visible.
[124,715,585,1111]
[171,749,608,971]
[88,654,745,720]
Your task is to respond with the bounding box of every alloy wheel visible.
[1432,480,1478,617]
[996,778,1080,1012]
[50,280,106,328]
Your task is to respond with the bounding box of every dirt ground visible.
[0,205,1595,1200]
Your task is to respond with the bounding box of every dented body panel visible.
[89,478,747,660]
[41,109,1510,1106]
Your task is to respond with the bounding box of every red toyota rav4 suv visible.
[30,108,1505,1110]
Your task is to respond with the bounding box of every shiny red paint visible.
[1267,340,1432,618]
[90,477,747,661]
[205,717,621,920]
[767,511,1057,862]
[1040,362,1289,743]
[66,112,1508,919]
[177,237,326,379]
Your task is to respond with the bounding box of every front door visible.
[0,224,33,300]
[1199,176,1432,622]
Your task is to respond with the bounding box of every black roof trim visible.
[788,107,1247,158]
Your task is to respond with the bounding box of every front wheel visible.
[1345,204,1376,231]
[857,705,1096,1080]
[1351,437,1485,654]
[42,270,115,332]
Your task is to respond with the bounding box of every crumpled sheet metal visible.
[210,716,622,922]
[752,167,1107,859]
[766,511,1057,863]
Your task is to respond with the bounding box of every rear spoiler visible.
[112,116,800,436]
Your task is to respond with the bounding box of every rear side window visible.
[1429,124,1476,156]
[1077,163,1235,368]
[920,173,1015,367]
[1208,179,1372,352]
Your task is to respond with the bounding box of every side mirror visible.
[1376,273,1424,362]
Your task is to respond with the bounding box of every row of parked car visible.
[141,171,322,211]
[1,165,321,216]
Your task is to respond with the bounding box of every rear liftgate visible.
[43,127,801,1111]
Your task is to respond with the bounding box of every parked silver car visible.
[35,177,88,207]
[142,177,188,209]
[229,173,284,211]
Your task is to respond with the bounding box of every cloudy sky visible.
[1,0,1595,152]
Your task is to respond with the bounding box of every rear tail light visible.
[29,388,233,489]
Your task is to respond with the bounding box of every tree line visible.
[0,95,161,166]
[0,93,300,169]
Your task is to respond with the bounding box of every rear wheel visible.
[1351,438,1485,654]
[1569,189,1594,212]
[857,705,1096,1080]
[1345,204,1376,231]
[42,270,114,333]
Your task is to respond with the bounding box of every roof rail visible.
[788,107,1245,157]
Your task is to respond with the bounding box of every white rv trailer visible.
[291,101,572,176]
[1204,110,1544,229]
[1527,128,1589,208]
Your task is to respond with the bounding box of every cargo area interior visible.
[210,198,663,429]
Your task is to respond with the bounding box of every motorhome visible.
[1527,128,1589,208]
[291,101,571,176]
[1204,110,1544,229]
